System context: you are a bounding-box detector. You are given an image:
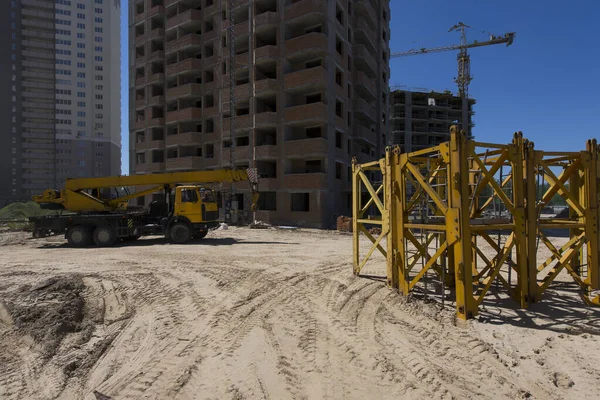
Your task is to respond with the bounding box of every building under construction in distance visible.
[130,0,391,228]
[390,88,475,152]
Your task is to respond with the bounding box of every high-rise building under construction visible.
[129,0,391,228]
[0,0,122,207]
[390,88,475,152]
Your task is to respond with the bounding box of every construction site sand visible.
[0,228,599,399]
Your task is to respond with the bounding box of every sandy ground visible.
[0,227,599,400]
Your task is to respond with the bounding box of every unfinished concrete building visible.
[129,0,390,228]
[390,89,475,152]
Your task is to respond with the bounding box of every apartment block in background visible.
[0,0,121,207]
[390,88,475,152]
[130,0,390,228]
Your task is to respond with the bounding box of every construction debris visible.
[336,216,353,232]
[369,227,382,236]
[249,221,271,229]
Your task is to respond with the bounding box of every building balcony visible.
[145,139,165,149]
[135,55,146,66]
[166,156,203,171]
[135,32,147,44]
[149,50,165,62]
[284,32,328,61]
[166,9,202,31]
[354,98,376,123]
[166,58,202,76]
[255,45,279,63]
[22,0,54,9]
[150,28,165,40]
[222,148,250,164]
[255,112,278,126]
[21,8,54,21]
[146,117,166,127]
[134,11,146,24]
[284,103,327,126]
[284,0,326,22]
[355,125,378,146]
[256,177,277,191]
[148,5,165,18]
[149,95,164,106]
[354,70,376,101]
[166,108,202,124]
[284,66,327,93]
[353,45,377,78]
[135,76,146,87]
[354,18,377,53]
[223,114,252,132]
[137,162,166,173]
[166,83,202,100]
[255,79,278,95]
[255,11,279,32]
[135,98,145,108]
[134,120,146,130]
[221,21,250,37]
[282,173,327,189]
[203,106,219,117]
[148,73,165,84]
[284,137,328,157]
[166,33,202,54]
[166,132,203,146]
[222,83,251,102]
[354,0,376,28]
[255,145,278,159]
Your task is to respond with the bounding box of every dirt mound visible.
[0,201,55,220]
[7,276,87,358]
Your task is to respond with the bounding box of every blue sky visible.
[120,1,600,174]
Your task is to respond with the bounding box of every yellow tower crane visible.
[391,22,516,99]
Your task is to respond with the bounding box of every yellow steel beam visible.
[361,184,384,214]
[539,159,585,216]
[409,242,448,290]
[538,233,586,293]
[585,139,599,289]
[352,162,360,274]
[476,233,516,306]
[356,219,383,225]
[406,163,448,214]
[356,225,387,275]
[471,151,515,214]
[472,150,508,200]
[358,170,385,215]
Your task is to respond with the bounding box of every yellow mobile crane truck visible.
[29,168,259,247]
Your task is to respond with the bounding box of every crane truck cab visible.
[164,185,220,243]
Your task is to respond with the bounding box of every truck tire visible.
[170,222,191,244]
[66,226,91,247]
[93,226,117,247]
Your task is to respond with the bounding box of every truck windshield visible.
[199,189,215,202]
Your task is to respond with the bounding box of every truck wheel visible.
[66,226,91,247]
[170,222,191,244]
[93,226,117,247]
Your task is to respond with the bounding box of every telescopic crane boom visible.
[391,22,515,98]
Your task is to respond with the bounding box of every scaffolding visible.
[353,126,600,320]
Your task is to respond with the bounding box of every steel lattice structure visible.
[353,126,600,320]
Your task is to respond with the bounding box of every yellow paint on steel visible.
[352,127,600,320]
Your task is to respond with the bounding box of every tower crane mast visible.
[391,22,515,98]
